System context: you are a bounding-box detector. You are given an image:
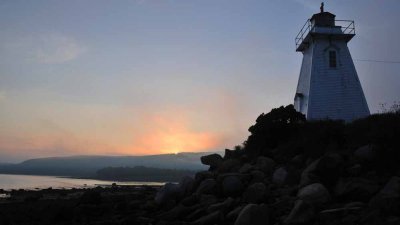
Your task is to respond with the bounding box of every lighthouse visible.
[294,3,370,121]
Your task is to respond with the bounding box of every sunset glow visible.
[1,1,399,162]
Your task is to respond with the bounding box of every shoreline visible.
[0,185,160,225]
[0,173,165,192]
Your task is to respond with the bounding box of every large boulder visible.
[196,179,217,195]
[222,175,244,197]
[207,197,235,213]
[290,154,306,168]
[234,204,270,225]
[272,167,288,185]
[155,182,181,206]
[300,153,343,188]
[239,163,254,174]
[158,204,196,221]
[194,171,214,184]
[255,156,276,175]
[192,210,223,225]
[218,159,241,173]
[178,176,195,198]
[354,145,376,162]
[369,176,400,215]
[299,158,320,187]
[315,153,344,187]
[250,170,265,183]
[242,182,267,203]
[201,153,223,169]
[335,177,380,202]
[226,206,243,222]
[298,183,330,205]
[199,194,218,206]
[284,200,315,224]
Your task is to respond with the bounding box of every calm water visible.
[0,174,164,190]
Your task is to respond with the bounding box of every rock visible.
[285,166,302,186]
[242,182,267,203]
[284,200,315,224]
[354,145,376,162]
[276,186,298,197]
[300,153,343,187]
[250,170,265,183]
[178,176,195,198]
[192,211,223,225]
[386,217,400,225]
[194,171,214,184]
[155,182,180,206]
[298,183,330,205]
[369,176,400,215]
[185,207,206,222]
[224,148,243,159]
[315,153,344,186]
[234,204,269,225]
[222,175,244,197]
[270,196,295,217]
[195,179,217,195]
[226,206,243,222]
[318,205,363,224]
[272,167,288,185]
[217,172,251,184]
[255,156,276,175]
[199,194,218,206]
[218,159,241,173]
[299,158,320,187]
[290,154,306,168]
[347,164,362,176]
[181,194,198,206]
[344,201,365,209]
[335,177,380,201]
[200,153,223,168]
[239,163,253,174]
[207,197,235,213]
[158,204,193,221]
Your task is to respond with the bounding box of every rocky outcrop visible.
[151,105,400,225]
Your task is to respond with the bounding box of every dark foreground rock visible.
[0,185,159,225]
[150,105,400,225]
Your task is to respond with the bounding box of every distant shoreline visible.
[0,173,165,191]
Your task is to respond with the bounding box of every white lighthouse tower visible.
[294,3,370,121]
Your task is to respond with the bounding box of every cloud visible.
[2,33,86,64]
[33,34,87,63]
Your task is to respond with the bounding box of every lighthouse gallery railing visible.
[295,19,355,50]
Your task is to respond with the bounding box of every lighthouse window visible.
[329,51,337,68]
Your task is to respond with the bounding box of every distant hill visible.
[0,152,217,177]
[96,166,197,182]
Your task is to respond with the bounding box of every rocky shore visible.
[1,105,399,225]
[0,185,160,225]
[152,106,400,225]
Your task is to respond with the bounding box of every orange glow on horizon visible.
[121,114,223,155]
[0,103,235,159]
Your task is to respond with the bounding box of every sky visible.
[0,0,399,162]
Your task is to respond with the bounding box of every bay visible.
[0,173,163,190]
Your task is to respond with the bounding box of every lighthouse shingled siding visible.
[295,37,370,121]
